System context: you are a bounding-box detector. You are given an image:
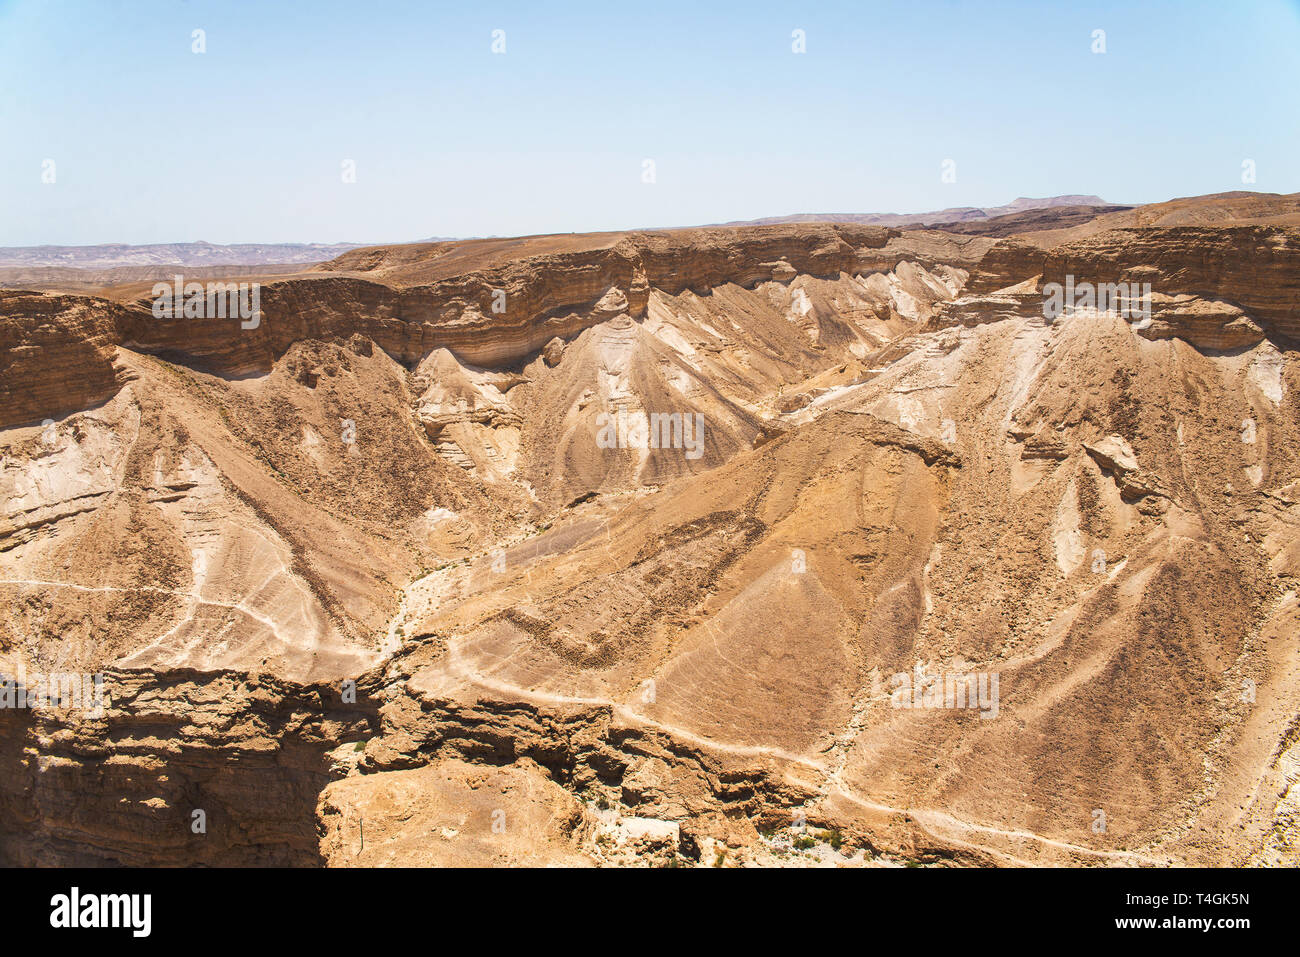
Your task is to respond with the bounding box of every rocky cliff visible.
[964,225,1300,348]
[3,223,991,427]
[0,667,381,865]
[0,293,132,428]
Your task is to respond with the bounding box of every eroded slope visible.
[2,211,1298,867]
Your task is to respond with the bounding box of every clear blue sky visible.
[2,0,1297,245]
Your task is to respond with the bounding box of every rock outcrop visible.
[0,667,380,866]
[0,292,131,427]
[967,226,1300,348]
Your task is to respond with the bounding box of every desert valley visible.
[2,190,1299,868]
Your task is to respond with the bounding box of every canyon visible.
[2,192,1299,867]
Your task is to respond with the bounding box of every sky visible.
[1,0,1297,246]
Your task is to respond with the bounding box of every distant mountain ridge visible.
[0,196,1179,271]
[0,240,365,269]
[714,195,1120,228]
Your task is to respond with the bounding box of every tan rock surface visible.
[3,194,1300,867]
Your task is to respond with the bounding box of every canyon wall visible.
[3,224,955,427]
[0,667,381,866]
[4,223,1296,426]
[969,225,1300,346]
[0,293,131,428]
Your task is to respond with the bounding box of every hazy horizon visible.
[0,190,1134,249]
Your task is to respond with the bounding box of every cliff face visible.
[0,226,907,424]
[1051,227,1300,339]
[0,292,131,428]
[116,225,911,373]
[0,668,381,866]
[968,226,1300,347]
[5,222,1296,428]
[1,224,982,427]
